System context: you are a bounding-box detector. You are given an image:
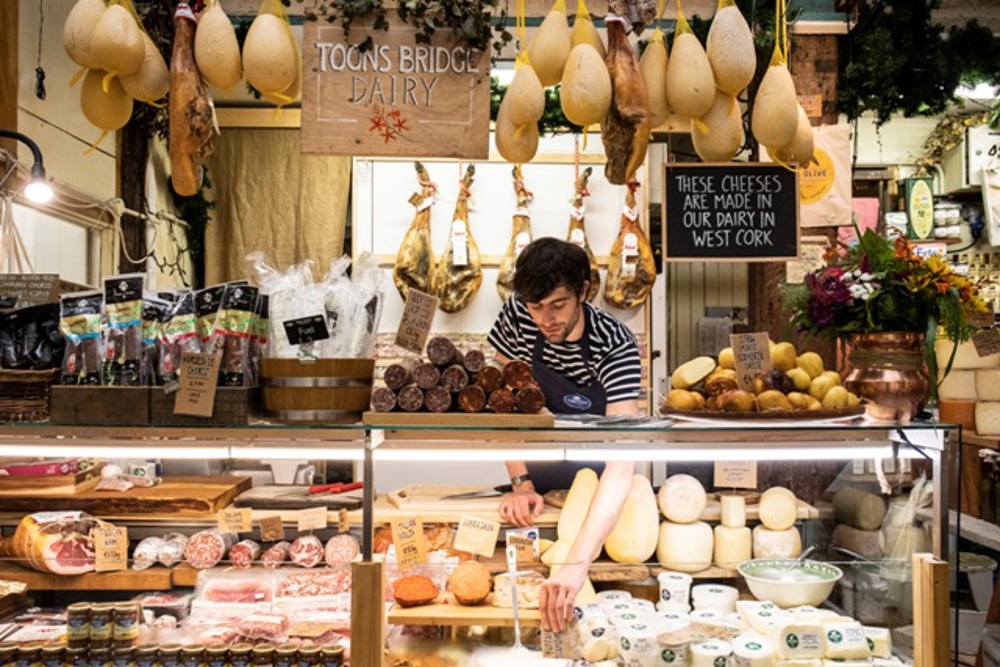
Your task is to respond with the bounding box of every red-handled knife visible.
[308,481,364,495]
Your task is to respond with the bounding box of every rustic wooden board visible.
[388,594,541,627]
[380,487,560,525]
[0,465,103,493]
[0,476,251,516]
[363,409,555,429]
[0,562,173,591]
[234,485,363,511]
[49,386,151,426]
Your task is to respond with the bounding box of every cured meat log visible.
[441,365,470,392]
[489,388,518,413]
[370,386,398,413]
[261,541,291,569]
[434,165,482,313]
[497,167,534,302]
[0,512,98,575]
[477,361,505,394]
[185,530,236,570]
[384,358,420,390]
[424,386,453,413]
[169,5,215,197]
[325,535,360,570]
[605,185,657,309]
[397,385,425,412]
[426,336,458,367]
[463,348,486,374]
[289,535,324,568]
[602,18,651,185]
[503,360,534,390]
[608,0,657,33]
[458,385,487,413]
[414,363,441,390]
[230,540,261,569]
[516,386,546,414]
[393,163,437,301]
[566,167,601,302]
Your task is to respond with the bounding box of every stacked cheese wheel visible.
[753,487,804,560]
[656,474,713,573]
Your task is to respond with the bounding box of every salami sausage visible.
[370,386,398,413]
[516,385,546,414]
[463,348,486,374]
[289,535,324,568]
[261,541,291,569]
[440,364,470,392]
[397,384,425,412]
[383,358,419,390]
[458,385,487,413]
[503,360,534,390]
[414,363,441,390]
[324,534,360,570]
[229,540,261,569]
[425,386,453,413]
[489,387,517,414]
[426,336,458,366]
[477,361,505,394]
[184,530,236,569]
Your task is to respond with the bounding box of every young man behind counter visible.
[486,238,642,631]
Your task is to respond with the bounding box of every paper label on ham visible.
[570,229,587,248]
[624,206,639,221]
[451,220,469,266]
[514,232,531,256]
[175,3,196,20]
[417,197,434,213]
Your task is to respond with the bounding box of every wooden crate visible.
[149,387,259,426]
[49,386,151,426]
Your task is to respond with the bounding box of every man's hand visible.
[499,484,544,527]
[539,561,587,633]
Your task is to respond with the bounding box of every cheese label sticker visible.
[395,288,438,354]
[506,528,540,564]
[453,515,501,558]
[93,526,128,572]
[217,507,253,534]
[391,517,428,571]
[714,461,758,489]
[452,220,469,267]
[297,506,328,533]
[260,515,285,542]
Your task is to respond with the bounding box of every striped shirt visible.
[488,297,642,405]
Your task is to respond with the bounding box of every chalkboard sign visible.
[283,315,331,346]
[663,163,800,262]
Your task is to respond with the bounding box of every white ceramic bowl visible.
[738,559,844,608]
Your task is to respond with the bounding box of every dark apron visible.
[526,319,607,494]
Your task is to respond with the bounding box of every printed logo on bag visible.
[828,630,843,644]
[747,642,762,651]
[564,394,592,411]
[800,147,836,205]
[662,650,676,663]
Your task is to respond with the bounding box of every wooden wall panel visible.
[0,0,17,154]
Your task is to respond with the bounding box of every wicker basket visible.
[0,369,58,422]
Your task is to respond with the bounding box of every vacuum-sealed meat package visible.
[211,284,260,387]
[59,291,103,385]
[103,273,146,386]
[158,291,200,385]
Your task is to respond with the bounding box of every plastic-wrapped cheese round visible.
[658,474,707,523]
[692,584,739,612]
[690,640,732,667]
[731,634,775,667]
[658,521,713,573]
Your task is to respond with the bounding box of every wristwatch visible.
[510,474,532,488]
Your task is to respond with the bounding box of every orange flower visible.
[935,281,951,295]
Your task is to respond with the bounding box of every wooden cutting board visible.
[387,594,541,627]
[363,409,555,429]
[385,485,561,524]
[0,476,251,517]
[234,485,363,511]
[0,465,104,493]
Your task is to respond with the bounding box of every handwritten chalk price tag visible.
[453,515,501,558]
[92,526,129,573]
[395,289,438,354]
[297,507,328,533]
[391,517,428,571]
[730,332,772,391]
[173,352,221,417]
[260,515,285,542]
[338,509,350,534]
[218,508,252,534]
[714,461,758,489]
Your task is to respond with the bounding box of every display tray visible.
[662,406,865,424]
[0,562,174,591]
[362,409,555,429]
[387,594,541,627]
[0,476,252,516]
[0,465,103,493]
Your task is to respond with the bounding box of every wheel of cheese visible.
[713,525,751,569]
[658,474,708,523]
[689,640,732,667]
[731,634,775,666]
[691,583,739,612]
[759,487,798,531]
[720,494,747,528]
[657,521,713,573]
[752,525,802,560]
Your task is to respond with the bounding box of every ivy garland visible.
[914,111,991,177]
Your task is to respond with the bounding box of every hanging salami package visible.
[211,284,260,387]
[194,284,226,348]
[158,291,201,385]
[103,274,146,386]
[142,296,172,386]
[59,290,104,385]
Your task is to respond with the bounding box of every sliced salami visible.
[424,386,453,413]
[440,364,469,392]
[184,530,237,569]
[458,385,487,413]
[397,385,424,412]
[261,541,291,569]
[489,387,517,414]
[516,385,546,414]
[477,361,504,394]
[426,336,458,366]
[383,358,419,391]
[503,360,533,389]
[370,386,397,413]
[324,534,360,570]
[413,363,441,390]
[229,540,261,569]
[463,348,486,374]
[289,535,324,568]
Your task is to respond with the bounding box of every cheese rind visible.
[714,525,752,569]
[936,339,1000,370]
[721,494,747,528]
[821,621,869,660]
[752,526,803,560]
[976,401,1000,436]
[759,488,798,531]
[773,621,824,660]
[659,474,708,523]
[658,521,714,573]
[862,626,892,659]
[977,370,1000,401]
[939,370,978,400]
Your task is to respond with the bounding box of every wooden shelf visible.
[0,562,173,591]
[388,594,540,627]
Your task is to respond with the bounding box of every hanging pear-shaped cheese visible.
[505,64,545,127]
[243,12,298,94]
[90,5,146,77]
[772,105,816,166]
[120,32,170,103]
[666,21,715,119]
[262,35,302,105]
[706,0,755,95]
[640,30,669,128]
[570,5,606,60]
[752,61,798,149]
[195,1,243,90]
[527,0,572,86]
[63,0,107,70]
[560,44,612,126]
[496,99,540,164]
[81,68,134,131]
[692,91,744,162]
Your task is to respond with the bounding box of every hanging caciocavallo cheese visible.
[195,0,243,90]
[120,31,170,103]
[751,0,798,149]
[692,91,744,162]
[666,8,715,119]
[560,44,612,127]
[570,0,606,59]
[242,4,298,96]
[605,475,659,563]
[527,0,572,87]
[706,0,755,95]
[640,29,670,128]
[496,100,540,164]
[64,0,108,70]
[90,3,146,81]
[80,68,134,132]
[771,105,817,167]
[262,34,302,106]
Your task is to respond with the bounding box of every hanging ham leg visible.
[566,166,601,302]
[602,18,650,186]
[393,162,437,301]
[604,185,656,309]
[434,165,482,313]
[497,167,534,302]
[169,4,215,197]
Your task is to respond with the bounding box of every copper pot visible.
[843,332,930,424]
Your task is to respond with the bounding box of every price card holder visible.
[395,289,438,354]
[173,352,222,417]
[92,526,129,573]
[260,515,285,542]
[218,508,253,534]
[297,507,328,533]
[714,461,758,489]
[283,315,330,346]
[730,332,772,391]
[541,621,582,660]
[338,509,350,534]
[506,528,540,564]
[973,329,1000,358]
[391,517,428,571]
[453,515,501,558]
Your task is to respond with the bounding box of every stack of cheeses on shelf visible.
[935,339,1000,435]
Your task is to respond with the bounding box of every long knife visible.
[441,484,513,500]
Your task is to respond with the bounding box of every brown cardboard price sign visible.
[731,332,772,391]
[218,508,253,534]
[92,526,129,573]
[453,515,501,558]
[395,289,438,354]
[391,517,428,571]
[973,329,1000,358]
[260,515,285,542]
[506,528,539,564]
[298,507,328,533]
[714,461,758,489]
[173,352,222,417]
[338,509,350,534]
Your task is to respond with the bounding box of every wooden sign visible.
[260,515,285,542]
[298,506,328,532]
[973,329,1000,358]
[731,332,772,391]
[92,526,128,573]
[391,517,428,571]
[714,461,758,489]
[395,288,438,353]
[0,274,60,309]
[218,508,253,533]
[301,16,490,159]
[173,352,221,417]
[664,163,800,262]
[453,515,501,558]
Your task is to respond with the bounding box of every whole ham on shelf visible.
[566,166,601,302]
[393,162,437,301]
[496,167,534,303]
[434,165,482,313]
[0,511,98,574]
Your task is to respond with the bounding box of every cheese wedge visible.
[821,620,870,660]
[773,621,824,660]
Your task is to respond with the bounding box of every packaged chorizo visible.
[59,290,104,385]
[142,296,172,386]
[158,292,201,386]
[194,284,226,348]
[211,284,260,387]
[103,274,146,386]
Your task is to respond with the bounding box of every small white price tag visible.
[569,228,586,247]
[514,232,531,257]
[452,220,469,266]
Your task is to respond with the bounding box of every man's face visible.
[525,285,586,344]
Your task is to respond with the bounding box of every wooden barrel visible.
[259,358,375,424]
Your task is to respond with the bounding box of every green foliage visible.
[490,77,582,136]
